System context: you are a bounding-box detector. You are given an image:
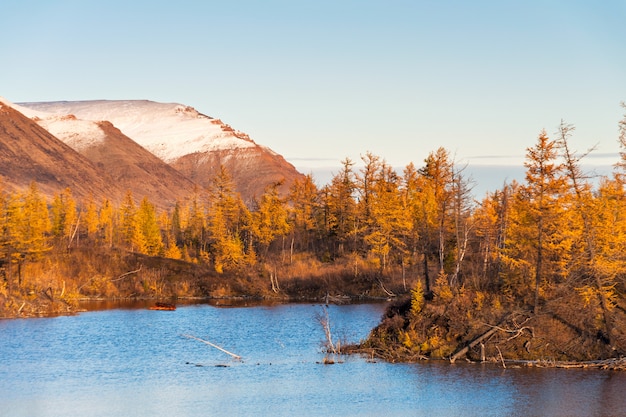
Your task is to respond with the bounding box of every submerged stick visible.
[182,334,242,361]
[496,345,506,369]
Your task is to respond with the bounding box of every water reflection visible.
[503,367,626,417]
[1,303,625,417]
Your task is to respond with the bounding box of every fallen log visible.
[182,334,242,361]
[450,326,499,363]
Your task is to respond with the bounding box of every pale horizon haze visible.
[2,0,625,196]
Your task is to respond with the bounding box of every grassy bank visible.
[0,247,403,319]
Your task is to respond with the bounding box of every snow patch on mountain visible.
[35,115,107,152]
[18,100,257,163]
[0,97,108,150]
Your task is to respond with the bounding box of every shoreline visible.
[344,346,626,371]
[0,293,392,320]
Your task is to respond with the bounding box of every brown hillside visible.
[18,100,304,203]
[67,121,198,208]
[0,103,122,202]
[173,146,302,204]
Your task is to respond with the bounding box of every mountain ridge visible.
[0,100,124,203]
[19,99,303,202]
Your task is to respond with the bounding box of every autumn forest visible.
[3,114,626,364]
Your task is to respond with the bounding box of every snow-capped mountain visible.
[19,100,303,202]
[5,99,198,207]
[20,100,254,162]
[0,98,123,202]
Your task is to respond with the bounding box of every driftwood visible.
[450,326,499,363]
[182,334,242,361]
[481,317,534,342]
[377,279,395,297]
[110,265,143,282]
[269,269,280,293]
[450,313,532,364]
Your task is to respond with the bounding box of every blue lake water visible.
[1,301,625,417]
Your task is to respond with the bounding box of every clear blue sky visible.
[2,0,625,194]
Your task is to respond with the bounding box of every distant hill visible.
[19,100,303,203]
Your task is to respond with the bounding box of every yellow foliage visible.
[433,272,453,303]
[164,244,182,260]
[401,331,413,349]
[410,280,424,315]
[473,291,485,311]
[576,285,596,308]
[576,284,617,311]
[428,334,441,350]
[602,284,617,311]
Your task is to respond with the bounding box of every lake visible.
[1,301,625,417]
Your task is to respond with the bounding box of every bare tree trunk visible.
[68,212,81,249]
[423,253,431,294]
[401,259,407,291]
[534,218,543,314]
[316,306,337,357]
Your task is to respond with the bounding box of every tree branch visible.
[110,265,143,282]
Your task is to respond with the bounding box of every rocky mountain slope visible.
[20,108,198,208]
[19,100,303,203]
[0,99,122,203]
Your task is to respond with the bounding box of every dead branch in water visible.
[316,305,337,355]
[496,345,506,369]
[182,334,242,361]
